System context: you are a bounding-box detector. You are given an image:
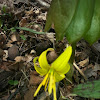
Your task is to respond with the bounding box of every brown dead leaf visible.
[37,91,50,100]
[46,33,55,43]
[13,0,29,5]
[84,63,100,78]
[24,86,36,100]
[75,52,88,62]
[6,40,13,48]
[37,13,46,21]
[15,93,22,100]
[0,34,6,49]
[0,0,14,11]
[0,48,4,57]
[14,56,23,62]
[15,55,33,63]
[93,63,100,71]
[25,54,33,63]
[0,61,12,71]
[11,34,19,42]
[93,42,100,52]
[0,95,9,100]
[29,71,43,85]
[35,9,40,14]
[78,58,89,67]
[25,8,34,16]
[8,61,24,71]
[3,50,8,61]
[30,49,36,54]
[19,17,28,27]
[84,67,97,78]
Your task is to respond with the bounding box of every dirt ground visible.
[0,0,100,100]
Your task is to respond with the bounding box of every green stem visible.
[66,42,76,81]
[70,42,76,63]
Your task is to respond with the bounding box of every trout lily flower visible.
[33,46,72,100]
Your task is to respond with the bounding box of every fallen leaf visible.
[3,50,8,61]
[46,32,55,43]
[13,0,29,5]
[78,58,89,67]
[11,34,17,42]
[25,54,33,63]
[0,48,4,57]
[29,71,43,85]
[93,63,100,71]
[0,34,6,49]
[19,17,28,27]
[84,63,100,78]
[24,86,36,100]
[8,61,24,71]
[14,56,23,62]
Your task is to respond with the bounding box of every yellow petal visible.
[34,82,43,97]
[34,73,49,97]
[48,70,53,94]
[52,46,72,74]
[53,77,57,100]
[56,63,70,75]
[33,57,48,75]
[54,72,65,82]
[44,77,49,91]
[42,72,49,85]
[39,48,54,70]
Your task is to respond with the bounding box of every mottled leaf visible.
[73,80,100,99]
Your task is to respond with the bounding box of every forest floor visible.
[0,0,100,100]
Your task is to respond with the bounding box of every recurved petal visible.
[55,72,65,82]
[52,46,72,73]
[33,57,48,75]
[56,63,70,75]
[39,48,54,70]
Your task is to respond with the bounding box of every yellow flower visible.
[33,46,72,100]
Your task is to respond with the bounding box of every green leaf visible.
[20,35,26,40]
[66,0,95,43]
[15,27,46,34]
[8,80,19,86]
[84,0,100,45]
[45,0,78,40]
[2,6,7,13]
[10,27,16,32]
[73,80,100,99]
[0,19,3,28]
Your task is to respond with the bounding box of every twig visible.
[36,0,50,8]
[21,69,29,82]
[7,87,22,100]
[65,77,73,85]
[73,62,87,81]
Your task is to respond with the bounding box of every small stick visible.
[36,0,50,8]
[65,77,73,85]
[7,87,22,100]
[73,62,87,81]
[21,69,29,82]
